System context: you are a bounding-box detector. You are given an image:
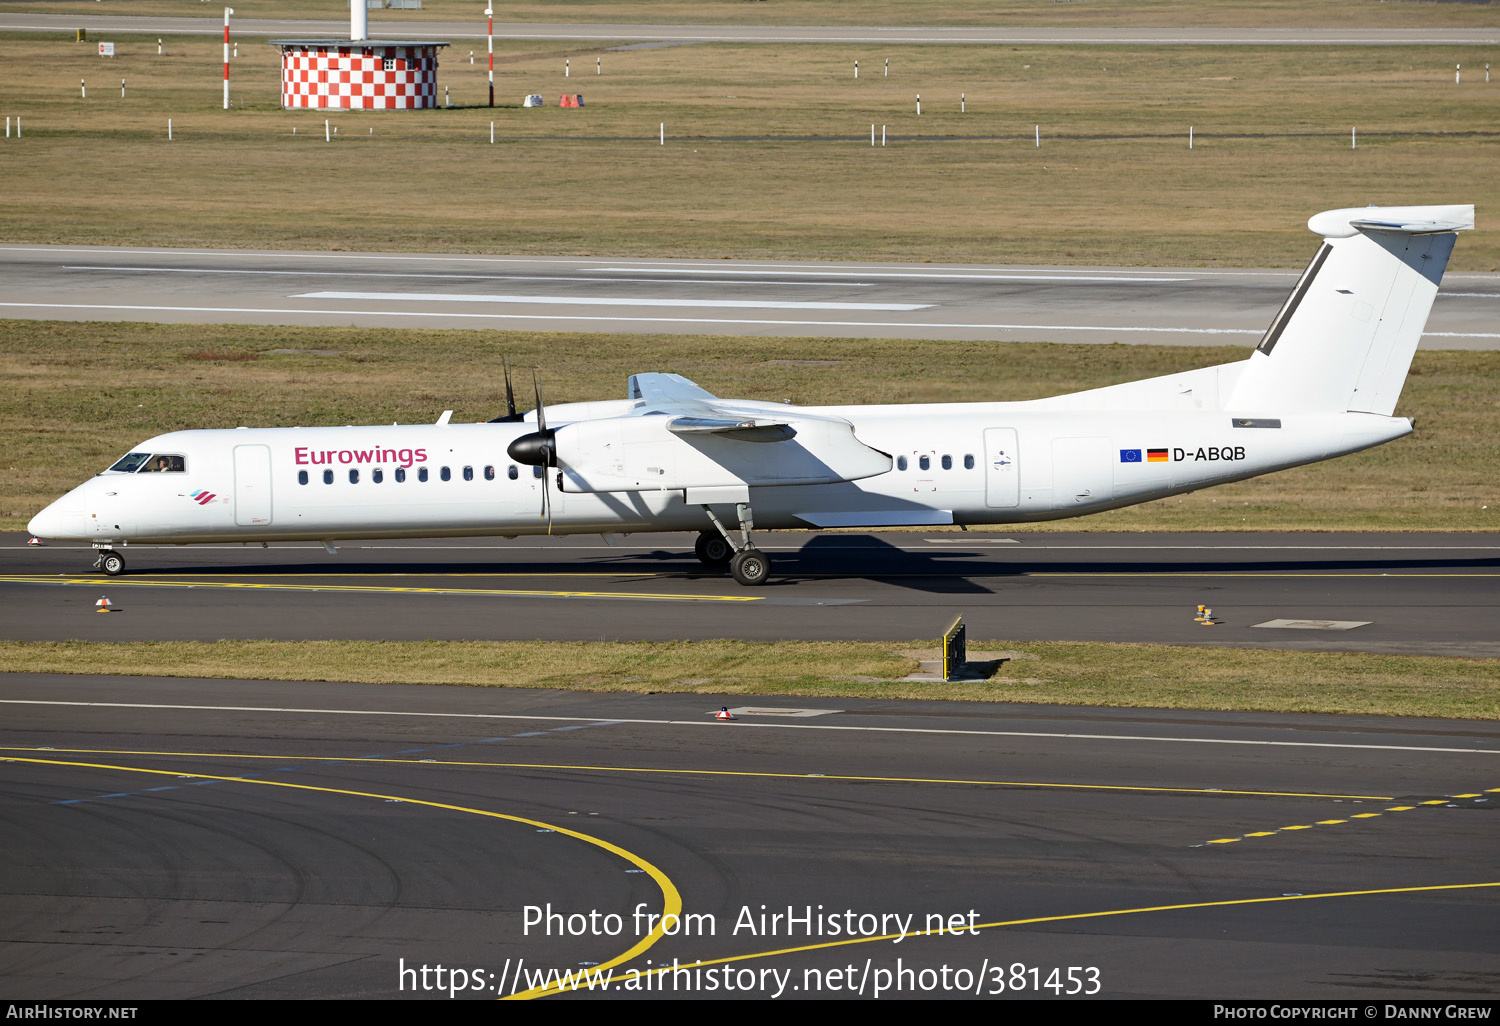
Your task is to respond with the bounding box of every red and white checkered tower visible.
[270,1,449,111]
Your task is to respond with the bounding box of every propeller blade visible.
[487,355,525,423]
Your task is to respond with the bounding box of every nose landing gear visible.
[92,546,125,576]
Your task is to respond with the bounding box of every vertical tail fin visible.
[1226,203,1473,416]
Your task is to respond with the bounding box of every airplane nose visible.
[28,495,85,541]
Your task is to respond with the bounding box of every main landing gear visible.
[93,546,125,576]
[698,502,769,586]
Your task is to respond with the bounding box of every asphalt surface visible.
[3,14,1498,45]
[3,245,1497,347]
[5,531,1498,657]
[3,674,1497,1000]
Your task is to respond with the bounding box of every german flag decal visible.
[1147,448,1169,462]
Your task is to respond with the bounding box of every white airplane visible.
[28,203,1472,585]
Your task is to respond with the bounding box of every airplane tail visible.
[1225,203,1473,416]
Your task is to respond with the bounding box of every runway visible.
[3,14,1497,46]
[5,532,1498,657]
[2,674,1496,999]
[2,245,1497,347]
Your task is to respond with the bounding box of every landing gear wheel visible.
[100,552,125,576]
[694,531,733,566]
[729,548,769,586]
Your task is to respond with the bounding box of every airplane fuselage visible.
[30,401,1412,547]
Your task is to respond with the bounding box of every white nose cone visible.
[28,496,85,542]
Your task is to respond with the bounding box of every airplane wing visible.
[532,374,892,494]
[627,372,720,403]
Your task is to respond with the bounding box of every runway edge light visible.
[715,706,735,721]
[95,596,113,613]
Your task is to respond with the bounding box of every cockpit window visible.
[108,452,152,473]
[140,454,186,473]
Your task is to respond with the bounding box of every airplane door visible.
[233,444,273,526]
[1051,436,1112,508]
[983,428,1019,507]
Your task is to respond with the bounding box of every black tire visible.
[729,548,769,586]
[100,552,125,576]
[694,532,733,566]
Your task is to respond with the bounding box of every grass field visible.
[0,32,1496,266]
[7,0,1499,29]
[4,319,1496,532]
[1,639,1494,720]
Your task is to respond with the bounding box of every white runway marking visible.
[64,265,864,288]
[3,700,1495,755]
[585,267,1196,283]
[4,302,1495,340]
[293,291,933,312]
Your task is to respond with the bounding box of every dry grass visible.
[7,1,1499,29]
[0,33,1496,266]
[1,638,1495,719]
[3,319,1497,531]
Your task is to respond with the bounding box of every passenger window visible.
[440,466,451,482]
[941,454,952,471]
[418,467,429,482]
[533,465,544,479]
[896,455,908,471]
[508,465,519,480]
[964,454,975,470]
[323,469,334,484]
[395,467,406,483]
[298,470,308,485]
[463,466,474,482]
[373,468,383,484]
[349,469,359,484]
[484,465,495,481]
[919,455,930,471]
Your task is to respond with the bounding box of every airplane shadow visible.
[101,535,1499,597]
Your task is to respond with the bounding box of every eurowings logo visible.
[189,489,217,505]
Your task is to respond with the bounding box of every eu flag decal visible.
[1119,449,1142,463]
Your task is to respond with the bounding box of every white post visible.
[325,119,330,142]
[5,117,8,138]
[884,58,888,77]
[486,7,494,108]
[490,121,494,143]
[168,118,172,140]
[597,57,601,75]
[660,122,664,145]
[233,42,237,59]
[1035,124,1040,147]
[445,85,450,106]
[1189,125,1193,149]
[157,38,162,56]
[881,124,885,146]
[121,78,126,99]
[961,92,965,112]
[1352,126,1357,149]
[1456,63,1461,85]
[223,8,233,110]
[916,94,920,115]
[871,123,875,146]
[81,78,86,100]
[1487,63,1491,83]
[566,59,570,78]
[469,51,473,65]
[855,60,859,78]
